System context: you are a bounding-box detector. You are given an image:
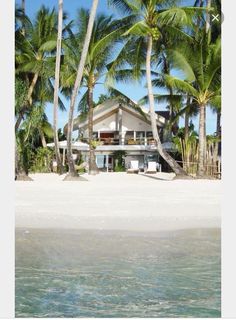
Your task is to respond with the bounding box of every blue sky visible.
[16,0,217,134]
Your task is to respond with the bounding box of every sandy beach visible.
[15,172,221,231]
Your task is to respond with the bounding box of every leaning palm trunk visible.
[66,0,99,177]
[146,36,187,176]
[88,86,99,175]
[40,131,47,148]
[198,104,206,176]
[53,0,63,174]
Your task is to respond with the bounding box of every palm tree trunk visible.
[27,72,38,105]
[53,0,63,174]
[206,0,212,34]
[21,0,25,13]
[15,113,23,131]
[197,104,206,176]
[184,107,190,172]
[21,0,25,36]
[88,86,99,175]
[40,131,47,148]
[213,109,221,175]
[146,35,187,176]
[184,110,189,140]
[66,0,99,177]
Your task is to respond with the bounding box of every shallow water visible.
[15,228,221,318]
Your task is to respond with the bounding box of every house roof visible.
[155,111,170,120]
[63,98,166,134]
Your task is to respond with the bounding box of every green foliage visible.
[30,147,54,173]
[172,128,198,175]
[15,78,28,115]
[14,1,221,177]
[114,164,126,172]
[17,131,34,174]
[112,150,127,172]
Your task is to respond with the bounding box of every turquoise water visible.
[15,228,221,318]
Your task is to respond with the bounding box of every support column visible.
[106,154,109,172]
[118,107,123,144]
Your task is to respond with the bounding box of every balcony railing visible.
[80,137,156,146]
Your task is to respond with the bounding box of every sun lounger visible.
[145,161,157,174]
[127,160,139,174]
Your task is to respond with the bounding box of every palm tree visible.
[159,35,221,176]
[65,0,99,178]
[107,0,204,176]
[53,0,63,174]
[16,104,53,179]
[15,6,59,130]
[63,10,129,175]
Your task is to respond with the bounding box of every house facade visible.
[66,99,174,171]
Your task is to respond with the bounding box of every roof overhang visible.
[63,99,166,134]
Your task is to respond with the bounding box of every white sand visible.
[15,172,221,231]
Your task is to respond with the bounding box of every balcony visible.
[80,137,156,146]
[79,130,159,146]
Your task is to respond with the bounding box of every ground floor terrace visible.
[49,141,175,172]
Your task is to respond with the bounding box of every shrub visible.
[30,147,54,173]
[112,150,127,172]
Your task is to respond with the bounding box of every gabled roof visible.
[64,98,166,133]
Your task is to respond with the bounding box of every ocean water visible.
[15,228,221,318]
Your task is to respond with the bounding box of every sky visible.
[16,0,217,135]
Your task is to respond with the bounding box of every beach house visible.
[62,99,175,171]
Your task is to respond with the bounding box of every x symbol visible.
[212,14,220,22]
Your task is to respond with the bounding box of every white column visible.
[122,132,126,145]
[118,108,123,144]
[106,154,109,172]
[134,131,136,141]
[144,131,147,146]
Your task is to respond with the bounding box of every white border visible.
[1,0,236,318]
[222,0,236,318]
[0,0,15,318]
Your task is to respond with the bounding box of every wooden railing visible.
[81,137,156,146]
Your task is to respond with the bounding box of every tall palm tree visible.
[65,0,99,178]
[15,6,59,130]
[159,35,221,176]
[53,0,63,174]
[108,0,204,176]
[15,6,68,179]
[63,10,129,175]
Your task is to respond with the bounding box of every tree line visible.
[15,0,221,180]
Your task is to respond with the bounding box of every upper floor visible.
[69,99,171,146]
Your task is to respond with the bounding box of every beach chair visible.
[127,160,139,174]
[145,161,157,174]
